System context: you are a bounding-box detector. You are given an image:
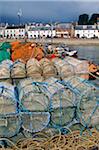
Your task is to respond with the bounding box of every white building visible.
[4,25,25,39]
[75,25,99,39]
[28,26,56,39]
[0,27,5,38]
[56,23,74,38]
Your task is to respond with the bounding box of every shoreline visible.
[0,38,99,46]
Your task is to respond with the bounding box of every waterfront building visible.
[75,25,99,39]
[55,23,74,38]
[0,27,5,38]
[27,26,56,39]
[4,25,25,39]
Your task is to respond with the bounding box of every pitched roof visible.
[75,25,98,30]
[29,26,55,31]
[6,25,25,29]
[56,23,72,29]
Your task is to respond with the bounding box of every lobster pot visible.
[21,112,50,133]
[10,132,25,144]
[69,123,84,132]
[40,127,60,138]
[77,88,99,129]
[26,58,43,82]
[50,88,76,127]
[0,79,12,84]
[0,82,17,115]
[65,57,89,79]
[0,61,11,79]
[18,78,33,91]
[44,77,64,99]
[1,59,13,67]
[44,78,76,127]
[40,58,57,79]
[12,78,26,86]
[52,58,74,79]
[0,60,13,82]
[18,79,49,111]
[64,77,94,97]
[0,114,21,138]
[11,59,26,78]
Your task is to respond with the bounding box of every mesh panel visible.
[18,79,49,112]
[21,112,50,133]
[77,88,99,130]
[0,114,21,138]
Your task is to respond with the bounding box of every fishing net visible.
[62,77,99,131]
[0,60,13,82]
[63,77,94,96]
[0,114,21,138]
[11,60,26,78]
[11,42,44,62]
[77,87,99,131]
[44,77,64,98]
[0,50,10,63]
[52,58,74,79]
[26,58,43,82]
[69,123,84,132]
[40,58,57,79]
[0,82,17,115]
[0,82,21,138]
[1,60,13,67]
[21,112,50,133]
[65,57,89,79]
[43,77,76,128]
[18,78,49,112]
[0,42,11,51]
[0,64,10,79]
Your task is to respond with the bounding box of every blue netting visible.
[20,112,50,133]
[0,82,21,138]
[0,76,98,138]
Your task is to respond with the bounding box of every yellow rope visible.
[0,129,98,150]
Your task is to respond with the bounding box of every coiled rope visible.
[0,129,98,150]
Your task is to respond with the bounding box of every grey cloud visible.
[0,1,99,24]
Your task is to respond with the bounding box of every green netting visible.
[0,51,10,62]
[0,42,4,48]
[0,42,11,51]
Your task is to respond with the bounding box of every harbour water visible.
[70,45,99,65]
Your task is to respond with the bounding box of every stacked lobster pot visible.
[18,78,50,134]
[0,60,13,84]
[64,57,89,80]
[63,76,99,131]
[10,59,26,85]
[0,82,21,138]
[40,58,58,80]
[26,58,43,82]
[44,77,76,129]
[52,58,74,80]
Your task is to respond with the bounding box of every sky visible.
[0,0,99,24]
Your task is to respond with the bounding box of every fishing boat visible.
[54,44,78,58]
[63,46,77,57]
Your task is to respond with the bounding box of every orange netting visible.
[11,42,44,62]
